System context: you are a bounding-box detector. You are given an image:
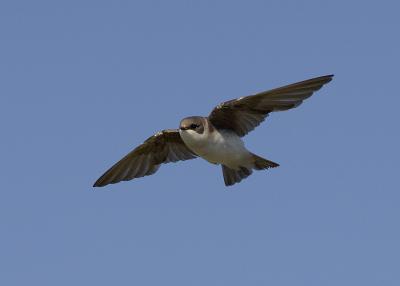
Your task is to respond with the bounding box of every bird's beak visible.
[180,126,189,131]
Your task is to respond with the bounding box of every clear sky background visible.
[1,1,399,285]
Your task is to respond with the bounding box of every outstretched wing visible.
[93,129,197,187]
[208,75,334,137]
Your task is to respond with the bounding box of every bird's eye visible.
[190,124,198,129]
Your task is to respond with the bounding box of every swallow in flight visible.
[93,75,333,187]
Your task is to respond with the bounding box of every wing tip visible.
[93,175,112,188]
[93,180,106,188]
[319,74,334,82]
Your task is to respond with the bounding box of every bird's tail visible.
[222,165,252,186]
[221,154,279,186]
[251,153,280,170]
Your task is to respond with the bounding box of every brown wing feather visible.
[208,75,334,137]
[93,129,197,187]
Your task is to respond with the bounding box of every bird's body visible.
[93,74,334,187]
[179,117,253,169]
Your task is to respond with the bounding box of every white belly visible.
[179,129,252,169]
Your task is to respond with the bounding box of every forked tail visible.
[252,153,280,170]
[221,153,279,186]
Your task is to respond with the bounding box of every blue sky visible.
[1,1,399,285]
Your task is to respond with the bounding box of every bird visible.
[93,74,333,187]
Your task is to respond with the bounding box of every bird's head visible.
[179,116,205,134]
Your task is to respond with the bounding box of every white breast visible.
[179,127,252,170]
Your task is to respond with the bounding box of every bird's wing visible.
[93,129,197,187]
[208,75,334,137]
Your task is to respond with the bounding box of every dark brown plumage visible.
[93,75,333,187]
[209,75,333,137]
[93,130,197,187]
